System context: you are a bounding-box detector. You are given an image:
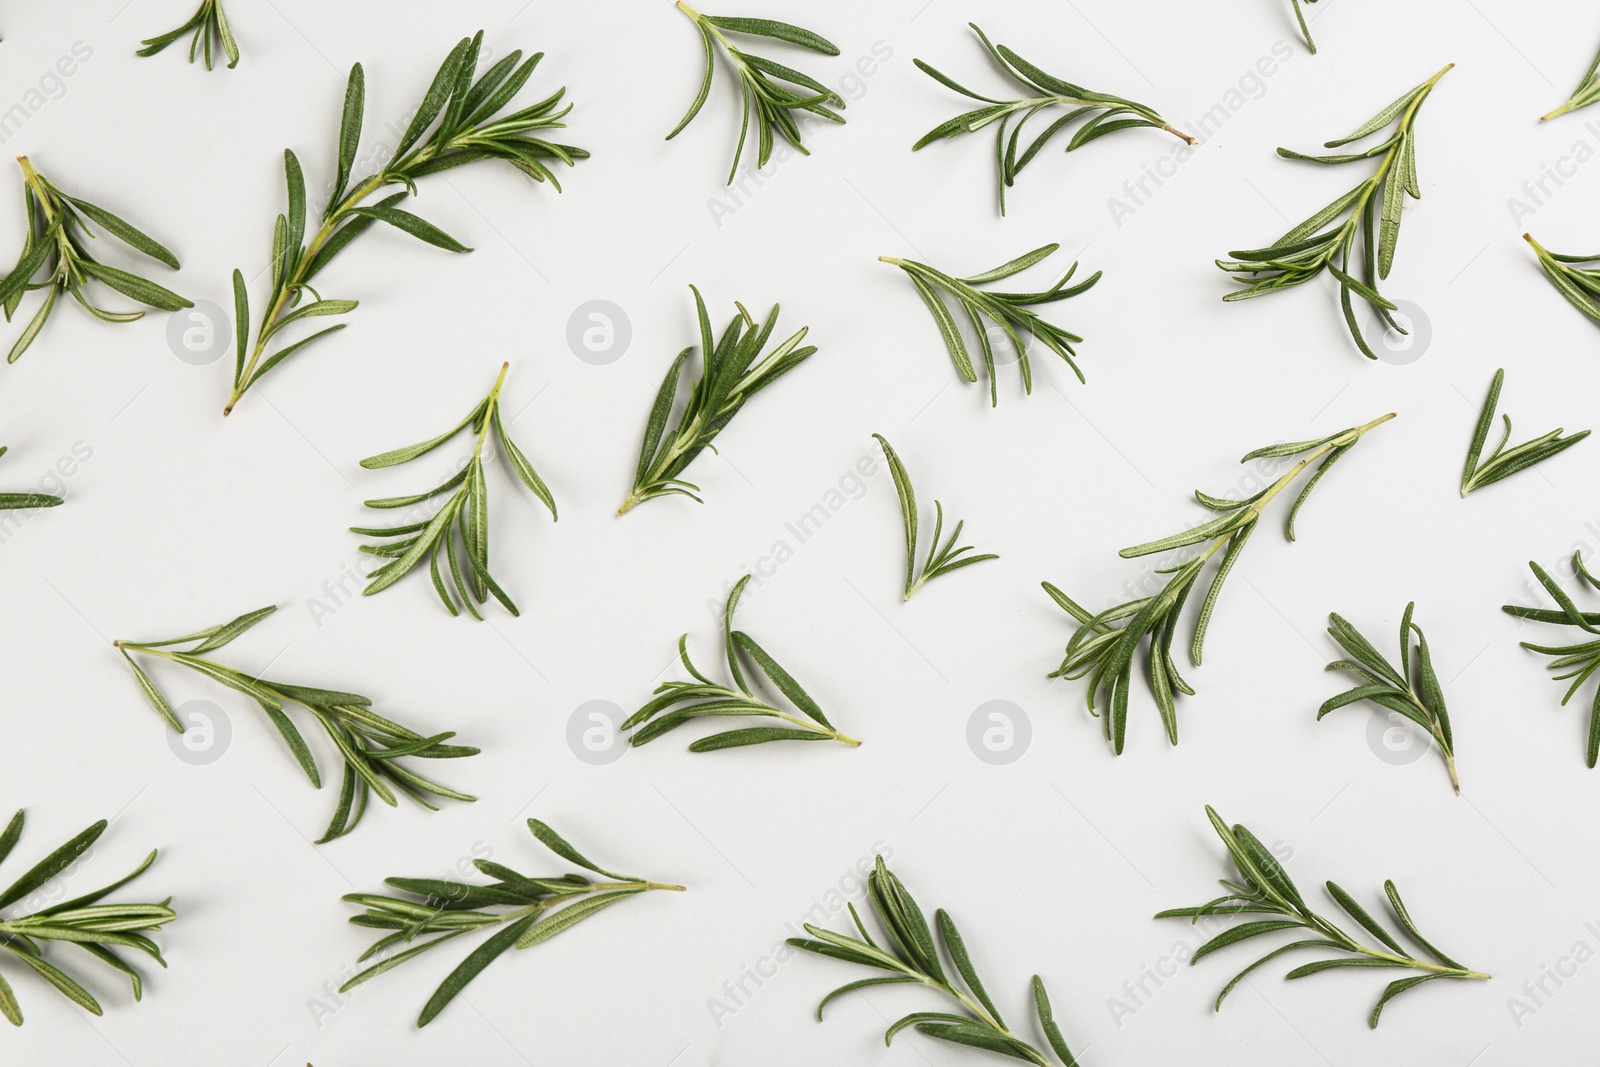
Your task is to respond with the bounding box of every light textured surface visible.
[2,0,1598,1063]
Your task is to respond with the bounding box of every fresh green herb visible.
[1320,603,1459,793]
[114,605,476,842]
[0,446,61,510]
[1502,552,1600,767]
[788,855,1080,1065]
[226,32,585,415]
[0,809,174,1027]
[667,2,844,184]
[138,1,239,70]
[1159,806,1489,1028]
[912,23,1193,216]
[340,818,682,1027]
[354,362,555,619]
[1542,42,1600,121]
[1044,414,1394,753]
[0,157,190,364]
[1461,368,1588,496]
[872,434,997,600]
[624,575,859,752]
[619,285,816,514]
[1524,233,1600,326]
[1291,0,1319,54]
[881,244,1098,406]
[1218,65,1452,360]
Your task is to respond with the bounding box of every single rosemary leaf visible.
[137,0,239,70]
[1542,41,1600,121]
[872,434,997,599]
[1503,553,1600,767]
[1290,0,1319,54]
[1460,368,1588,496]
[1524,233,1600,326]
[0,445,63,510]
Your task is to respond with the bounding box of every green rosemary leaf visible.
[138,0,239,70]
[347,205,470,252]
[871,434,997,598]
[1461,369,1587,496]
[1504,553,1600,767]
[1542,41,1600,121]
[1524,233,1600,326]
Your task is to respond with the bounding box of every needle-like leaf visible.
[1503,553,1600,767]
[137,0,239,70]
[1524,233,1600,327]
[872,434,997,600]
[0,444,63,510]
[1541,40,1600,121]
[1460,368,1587,496]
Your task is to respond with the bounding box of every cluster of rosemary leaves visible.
[1461,368,1588,496]
[1525,233,1600,326]
[138,1,239,70]
[873,434,997,599]
[1504,553,1600,767]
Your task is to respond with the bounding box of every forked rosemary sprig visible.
[226,32,585,415]
[114,605,477,842]
[1524,233,1600,326]
[340,818,682,1027]
[1320,603,1459,793]
[1542,42,1600,121]
[0,446,61,511]
[788,855,1080,1065]
[913,23,1193,216]
[1461,368,1588,496]
[1159,806,1489,1028]
[667,2,844,184]
[881,244,1099,405]
[0,157,190,364]
[619,286,816,514]
[873,434,997,600]
[1502,553,1600,767]
[1218,65,1452,360]
[1291,0,1319,55]
[354,363,555,619]
[1044,413,1394,753]
[137,1,239,70]
[0,810,174,1027]
[624,575,859,752]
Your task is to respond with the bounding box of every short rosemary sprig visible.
[788,855,1080,1065]
[354,363,555,619]
[913,23,1193,216]
[1502,553,1600,767]
[1524,233,1600,325]
[1542,42,1600,121]
[0,157,190,364]
[137,1,239,70]
[1461,368,1588,496]
[114,605,477,842]
[881,244,1099,405]
[1291,0,1319,54]
[0,810,174,1027]
[340,818,682,1027]
[225,33,585,415]
[624,575,859,752]
[0,446,61,510]
[1159,806,1489,1028]
[873,434,996,600]
[619,286,816,514]
[1044,413,1394,753]
[667,2,844,184]
[1320,603,1459,793]
[1218,65,1452,360]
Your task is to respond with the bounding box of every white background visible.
[2,0,1598,1064]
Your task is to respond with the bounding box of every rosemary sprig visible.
[624,574,859,752]
[1291,0,1319,55]
[667,2,844,184]
[137,1,239,70]
[1502,553,1600,767]
[1159,806,1489,1028]
[0,157,190,364]
[340,818,682,1027]
[0,446,61,510]
[619,285,816,514]
[788,855,1080,1065]
[1542,42,1600,121]
[114,605,477,842]
[1044,413,1394,753]
[1461,368,1588,496]
[1320,603,1459,793]
[872,434,996,600]
[1218,65,1452,360]
[0,810,174,1027]
[354,363,555,619]
[225,32,585,415]
[1524,233,1600,326]
[913,23,1194,216]
[881,243,1098,406]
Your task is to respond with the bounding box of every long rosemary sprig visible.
[873,434,996,600]
[1524,233,1600,326]
[1461,368,1588,496]
[137,1,239,70]
[1542,42,1600,121]
[0,446,61,511]
[1502,553,1600,767]
[225,32,585,415]
[1044,413,1394,753]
